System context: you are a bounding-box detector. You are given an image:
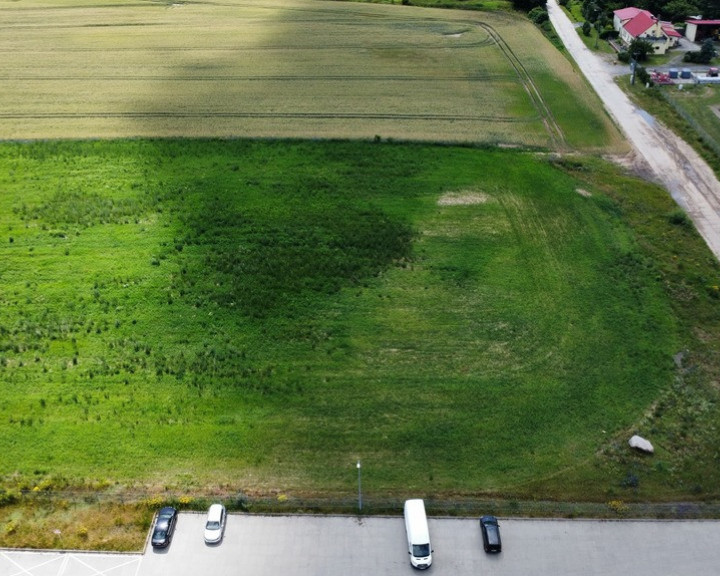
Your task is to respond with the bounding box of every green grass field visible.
[0,0,624,151]
[2,139,720,511]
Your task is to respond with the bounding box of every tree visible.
[696,0,720,19]
[662,0,699,22]
[636,0,665,16]
[685,39,718,64]
[581,0,599,21]
[628,38,654,61]
[636,65,651,85]
[700,38,717,63]
[511,0,545,11]
[582,20,593,36]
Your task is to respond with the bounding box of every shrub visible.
[636,65,651,86]
[4,520,17,535]
[684,39,716,64]
[582,21,592,36]
[139,496,165,510]
[667,208,693,229]
[0,489,20,507]
[178,495,193,506]
[529,7,549,24]
[607,500,629,515]
[600,30,618,40]
[621,472,640,488]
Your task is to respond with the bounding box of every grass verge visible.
[622,80,720,178]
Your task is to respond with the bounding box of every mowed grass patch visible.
[2,139,719,508]
[0,0,619,150]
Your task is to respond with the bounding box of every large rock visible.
[629,435,654,454]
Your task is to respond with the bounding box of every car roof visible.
[207,503,224,520]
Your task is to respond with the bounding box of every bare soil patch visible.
[438,190,491,205]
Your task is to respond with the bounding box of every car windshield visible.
[412,543,430,558]
[153,529,167,538]
[206,521,220,530]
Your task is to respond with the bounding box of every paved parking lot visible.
[4,514,720,576]
[0,549,141,576]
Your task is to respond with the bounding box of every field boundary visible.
[14,490,720,520]
[479,22,567,149]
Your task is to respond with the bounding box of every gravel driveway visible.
[547,0,720,260]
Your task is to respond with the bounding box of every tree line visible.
[513,0,719,21]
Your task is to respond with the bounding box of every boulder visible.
[629,435,654,454]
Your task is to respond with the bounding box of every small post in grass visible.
[631,51,640,85]
[357,459,362,512]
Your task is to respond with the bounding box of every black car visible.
[151,506,178,548]
[480,515,502,553]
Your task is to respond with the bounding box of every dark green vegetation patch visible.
[1,140,719,502]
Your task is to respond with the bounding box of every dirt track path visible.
[547,0,720,260]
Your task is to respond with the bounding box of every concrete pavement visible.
[4,513,720,576]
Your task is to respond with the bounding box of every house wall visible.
[648,38,669,55]
[620,26,634,44]
[646,22,670,54]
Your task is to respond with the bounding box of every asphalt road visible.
[5,513,720,576]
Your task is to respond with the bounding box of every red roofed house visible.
[613,7,675,54]
[613,7,652,31]
[661,22,683,48]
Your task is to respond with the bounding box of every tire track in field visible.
[0,74,516,82]
[0,111,535,123]
[478,22,566,149]
[0,37,496,53]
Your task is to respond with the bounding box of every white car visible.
[203,503,226,544]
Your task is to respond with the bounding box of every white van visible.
[404,499,432,569]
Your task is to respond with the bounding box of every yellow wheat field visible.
[0,0,623,149]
